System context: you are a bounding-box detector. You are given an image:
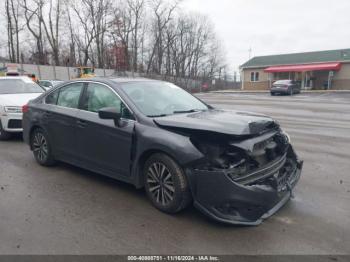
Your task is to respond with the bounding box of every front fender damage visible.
[132,121,303,225]
[130,122,204,188]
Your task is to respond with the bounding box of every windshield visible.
[274,80,291,85]
[0,79,44,94]
[120,81,209,117]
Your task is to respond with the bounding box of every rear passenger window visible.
[56,83,83,109]
[45,90,59,105]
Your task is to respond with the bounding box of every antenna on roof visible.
[248,47,252,60]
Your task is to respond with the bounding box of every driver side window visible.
[82,83,134,120]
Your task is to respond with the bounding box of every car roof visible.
[57,77,164,89]
[89,77,159,84]
[112,77,155,83]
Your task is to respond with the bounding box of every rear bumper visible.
[188,146,303,225]
[271,88,289,94]
[0,113,23,132]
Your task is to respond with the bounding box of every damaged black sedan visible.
[23,78,303,225]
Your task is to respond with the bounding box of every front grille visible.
[8,119,22,129]
[232,153,287,185]
[224,131,290,183]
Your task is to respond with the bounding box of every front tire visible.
[144,153,192,214]
[30,128,56,166]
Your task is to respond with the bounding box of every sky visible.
[1,0,350,77]
[181,0,350,73]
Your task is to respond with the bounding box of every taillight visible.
[22,104,29,113]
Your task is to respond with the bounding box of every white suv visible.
[0,77,44,140]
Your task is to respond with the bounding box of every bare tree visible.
[158,12,217,85]
[111,2,133,71]
[70,0,111,67]
[91,0,111,68]
[41,0,62,65]
[22,0,46,64]
[206,39,226,80]
[2,0,228,86]
[146,0,179,74]
[63,0,76,66]
[5,0,21,63]
[127,0,145,72]
[5,0,15,62]
[70,0,97,66]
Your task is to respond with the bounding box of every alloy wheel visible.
[32,132,48,162]
[146,162,175,206]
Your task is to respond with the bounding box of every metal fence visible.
[1,62,117,80]
[1,62,241,92]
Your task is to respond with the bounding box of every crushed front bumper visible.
[187,146,303,225]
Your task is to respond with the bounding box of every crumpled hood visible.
[154,109,279,136]
[0,93,42,107]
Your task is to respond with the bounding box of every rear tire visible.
[144,153,192,214]
[0,120,11,141]
[30,128,56,166]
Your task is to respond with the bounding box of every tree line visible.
[3,0,228,82]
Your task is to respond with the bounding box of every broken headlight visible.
[191,138,249,174]
[281,131,291,143]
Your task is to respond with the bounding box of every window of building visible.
[250,72,260,82]
[250,72,254,82]
[255,72,259,81]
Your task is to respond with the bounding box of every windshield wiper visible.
[147,114,169,118]
[173,109,202,114]
[148,109,204,117]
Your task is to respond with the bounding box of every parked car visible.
[0,77,45,140]
[38,80,64,90]
[23,78,303,225]
[271,80,301,96]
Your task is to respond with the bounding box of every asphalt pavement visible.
[0,92,349,255]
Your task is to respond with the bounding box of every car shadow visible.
[4,135,258,229]
[50,161,254,229]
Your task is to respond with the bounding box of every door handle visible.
[76,119,87,128]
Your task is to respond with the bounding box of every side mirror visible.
[98,107,122,127]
